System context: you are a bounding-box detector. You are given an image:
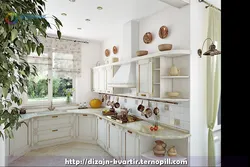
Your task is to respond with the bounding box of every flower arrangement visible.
[64,88,75,103]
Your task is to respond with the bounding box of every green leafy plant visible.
[0,0,63,140]
[64,88,75,103]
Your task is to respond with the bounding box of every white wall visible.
[102,6,190,62]
[75,41,102,104]
[189,0,221,166]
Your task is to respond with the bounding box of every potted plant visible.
[0,0,63,139]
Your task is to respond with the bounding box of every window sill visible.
[22,102,79,113]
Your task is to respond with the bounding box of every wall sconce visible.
[197,38,221,58]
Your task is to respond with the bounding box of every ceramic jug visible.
[169,65,180,76]
[153,140,167,157]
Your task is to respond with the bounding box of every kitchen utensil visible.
[159,26,169,39]
[153,140,167,157]
[167,92,180,98]
[144,101,152,118]
[143,32,153,44]
[105,49,110,57]
[167,146,177,156]
[114,96,120,108]
[137,100,145,112]
[158,44,172,51]
[136,50,148,56]
[113,46,118,54]
[106,95,111,106]
[153,103,160,115]
[168,65,180,76]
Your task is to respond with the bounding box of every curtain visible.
[34,37,82,78]
[206,7,221,166]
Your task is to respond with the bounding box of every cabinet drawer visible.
[33,114,73,130]
[36,126,72,142]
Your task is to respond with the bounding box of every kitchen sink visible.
[35,110,67,115]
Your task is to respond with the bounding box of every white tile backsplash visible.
[106,95,190,131]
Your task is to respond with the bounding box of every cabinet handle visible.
[107,91,110,93]
[141,94,146,97]
[82,114,88,116]
[52,116,58,118]
[52,129,58,132]
[111,123,115,126]
[127,130,132,134]
[99,117,102,120]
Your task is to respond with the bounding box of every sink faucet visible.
[48,102,55,111]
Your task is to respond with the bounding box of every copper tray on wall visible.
[143,32,153,44]
[105,49,110,57]
[159,26,169,39]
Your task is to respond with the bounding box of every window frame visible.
[22,50,77,108]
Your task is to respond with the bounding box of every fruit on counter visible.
[150,126,154,131]
[103,109,109,113]
[154,125,158,131]
[89,98,102,108]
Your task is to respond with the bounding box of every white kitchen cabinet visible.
[107,122,122,159]
[92,68,99,92]
[32,114,74,148]
[105,66,114,94]
[92,68,106,93]
[77,114,97,143]
[9,120,30,162]
[97,116,107,150]
[136,59,153,97]
[122,129,140,160]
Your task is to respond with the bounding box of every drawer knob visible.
[82,114,88,116]
[52,129,58,132]
[99,117,102,120]
[52,116,58,118]
[111,123,115,126]
[141,94,146,97]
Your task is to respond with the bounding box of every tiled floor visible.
[8,142,118,166]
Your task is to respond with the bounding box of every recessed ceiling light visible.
[61,13,67,16]
[69,0,75,2]
[77,28,82,30]
[97,6,103,10]
[85,19,91,22]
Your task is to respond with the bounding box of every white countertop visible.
[20,108,191,139]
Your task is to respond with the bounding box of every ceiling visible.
[44,0,170,41]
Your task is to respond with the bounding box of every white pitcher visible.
[168,65,180,76]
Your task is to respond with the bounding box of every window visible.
[23,37,82,106]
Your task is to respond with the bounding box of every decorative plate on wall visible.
[105,49,110,57]
[159,26,169,39]
[143,32,153,44]
[113,46,118,54]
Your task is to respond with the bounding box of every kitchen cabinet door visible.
[124,130,140,160]
[92,68,99,92]
[105,66,113,94]
[9,120,30,157]
[136,59,152,97]
[98,67,106,93]
[78,114,97,142]
[108,122,122,159]
[97,117,107,150]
